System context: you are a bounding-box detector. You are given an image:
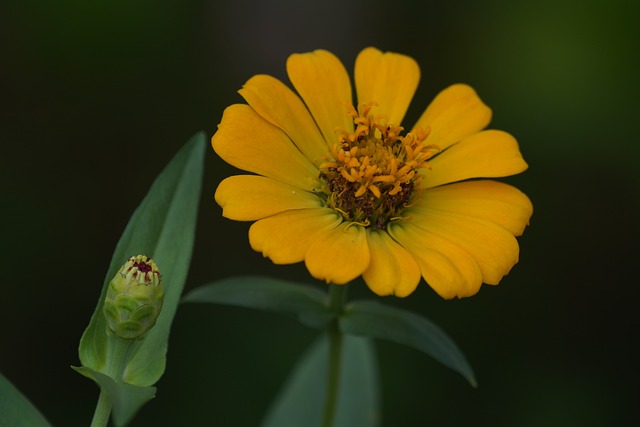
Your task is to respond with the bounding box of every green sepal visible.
[72,367,156,427]
[260,334,381,427]
[182,276,334,329]
[0,371,52,427]
[339,299,477,387]
[75,132,205,418]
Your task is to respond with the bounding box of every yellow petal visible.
[286,49,354,147]
[408,208,520,285]
[305,223,369,285]
[354,47,420,125]
[215,175,322,221]
[389,222,483,299]
[412,84,492,151]
[424,130,528,188]
[239,74,330,166]
[212,104,318,189]
[420,180,533,235]
[362,229,421,297]
[249,208,342,264]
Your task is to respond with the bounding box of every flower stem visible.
[90,390,112,427]
[89,337,136,427]
[322,284,349,427]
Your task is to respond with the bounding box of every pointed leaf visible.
[339,300,477,386]
[0,371,52,427]
[182,276,333,329]
[261,334,381,427]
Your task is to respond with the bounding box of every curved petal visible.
[419,180,533,235]
[215,175,323,221]
[423,130,528,188]
[412,84,492,151]
[305,222,369,285]
[362,229,421,297]
[249,208,342,264]
[408,208,520,285]
[212,104,319,189]
[389,222,483,299]
[286,49,354,148]
[239,74,330,166]
[354,47,420,125]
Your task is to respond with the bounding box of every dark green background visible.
[2,0,638,425]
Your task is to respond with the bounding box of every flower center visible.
[134,261,152,274]
[318,102,438,229]
[125,255,161,284]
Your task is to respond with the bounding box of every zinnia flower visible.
[212,47,532,299]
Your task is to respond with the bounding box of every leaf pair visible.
[182,276,476,426]
[183,277,476,387]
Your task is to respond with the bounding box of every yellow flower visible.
[212,47,532,299]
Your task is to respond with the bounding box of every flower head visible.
[103,255,164,340]
[212,47,532,299]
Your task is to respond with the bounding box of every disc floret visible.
[319,102,439,229]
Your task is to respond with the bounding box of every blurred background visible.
[1,0,638,425]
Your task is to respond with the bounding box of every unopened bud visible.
[103,255,164,340]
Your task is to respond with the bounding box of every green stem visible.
[89,338,136,427]
[321,284,349,427]
[328,284,348,314]
[106,338,135,381]
[90,390,112,427]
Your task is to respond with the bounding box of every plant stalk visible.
[89,337,136,427]
[90,390,112,427]
[321,284,349,427]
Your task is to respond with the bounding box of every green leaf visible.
[0,371,52,427]
[182,276,333,329]
[72,367,156,427]
[261,334,381,427]
[339,300,477,387]
[76,132,205,416]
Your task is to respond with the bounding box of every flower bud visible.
[103,255,164,340]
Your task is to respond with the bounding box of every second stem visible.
[321,284,349,427]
